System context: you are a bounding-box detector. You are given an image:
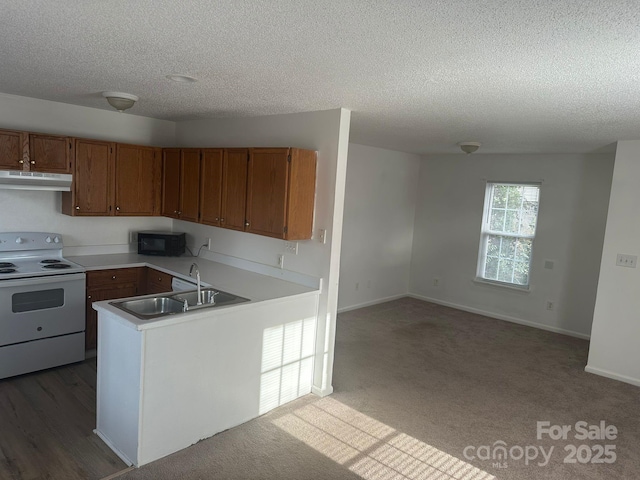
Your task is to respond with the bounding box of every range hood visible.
[0,170,72,191]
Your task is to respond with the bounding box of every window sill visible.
[473,277,531,293]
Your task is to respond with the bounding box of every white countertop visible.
[67,253,316,301]
[68,253,320,331]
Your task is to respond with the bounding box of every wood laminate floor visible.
[0,359,127,480]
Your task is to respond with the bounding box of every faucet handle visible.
[183,299,189,312]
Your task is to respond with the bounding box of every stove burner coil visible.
[41,264,71,270]
[0,268,17,274]
[40,259,62,264]
[0,262,16,268]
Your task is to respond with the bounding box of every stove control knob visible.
[53,236,61,244]
[15,237,24,244]
[45,236,52,243]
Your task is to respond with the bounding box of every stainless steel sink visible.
[110,288,249,320]
[112,296,185,319]
[170,288,249,309]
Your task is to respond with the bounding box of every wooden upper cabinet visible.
[246,148,316,240]
[221,148,249,231]
[199,149,224,226]
[0,129,27,170]
[29,134,71,173]
[162,149,181,219]
[115,144,161,216]
[180,149,200,222]
[62,139,114,216]
[161,148,200,222]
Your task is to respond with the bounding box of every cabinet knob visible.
[75,206,80,210]
[112,275,117,280]
[116,206,120,211]
[245,221,250,227]
[18,160,24,164]
[220,218,225,223]
[87,295,92,299]
[177,211,182,215]
[215,217,219,221]
[158,277,162,281]
[30,161,35,164]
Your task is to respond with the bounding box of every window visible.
[477,182,540,288]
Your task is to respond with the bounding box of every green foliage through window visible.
[478,183,540,286]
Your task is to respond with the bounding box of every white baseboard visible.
[337,294,407,314]
[584,365,640,387]
[94,429,133,467]
[408,293,591,340]
[311,385,334,397]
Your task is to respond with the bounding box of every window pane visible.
[504,210,520,234]
[513,263,529,285]
[500,236,514,257]
[515,238,532,263]
[487,236,500,256]
[490,209,505,231]
[492,185,508,208]
[506,186,523,209]
[485,255,499,280]
[497,259,514,283]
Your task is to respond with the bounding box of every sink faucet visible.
[189,263,202,306]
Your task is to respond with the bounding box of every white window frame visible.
[476,181,541,290]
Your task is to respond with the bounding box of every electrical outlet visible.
[277,254,284,269]
[433,277,440,286]
[319,229,327,244]
[284,241,298,255]
[616,253,637,268]
[129,232,137,244]
[207,238,212,250]
[546,301,554,311]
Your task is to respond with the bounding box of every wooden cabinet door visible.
[180,149,200,222]
[246,148,290,239]
[162,149,181,219]
[284,148,317,240]
[72,139,113,216]
[29,134,71,173]
[221,148,249,231]
[0,129,27,170]
[115,144,161,216]
[145,268,173,294]
[199,149,224,226]
[86,283,138,350]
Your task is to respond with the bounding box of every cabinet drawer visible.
[147,268,173,292]
[87,268,142,287]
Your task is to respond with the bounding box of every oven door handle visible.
[0,272,86,288]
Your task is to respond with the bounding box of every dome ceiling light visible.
[458,142,481,154]
[102,91,139,112]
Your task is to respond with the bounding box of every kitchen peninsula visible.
[70,253,320,467]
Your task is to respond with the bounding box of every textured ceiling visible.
[1,0,640,154]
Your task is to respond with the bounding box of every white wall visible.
[175,108,351,395]
[587,141,640,386]
[338,143,420,311]
[410,153,614,338]
[0,93,175,253]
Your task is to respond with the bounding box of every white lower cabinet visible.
[94,293,319,467]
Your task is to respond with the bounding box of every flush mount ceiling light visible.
[166,74,198,83]
[102,91,139,112]
[459,141,481,154]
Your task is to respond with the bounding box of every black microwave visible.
[137,231,186,256]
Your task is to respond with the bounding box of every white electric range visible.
[0,232,86,379]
